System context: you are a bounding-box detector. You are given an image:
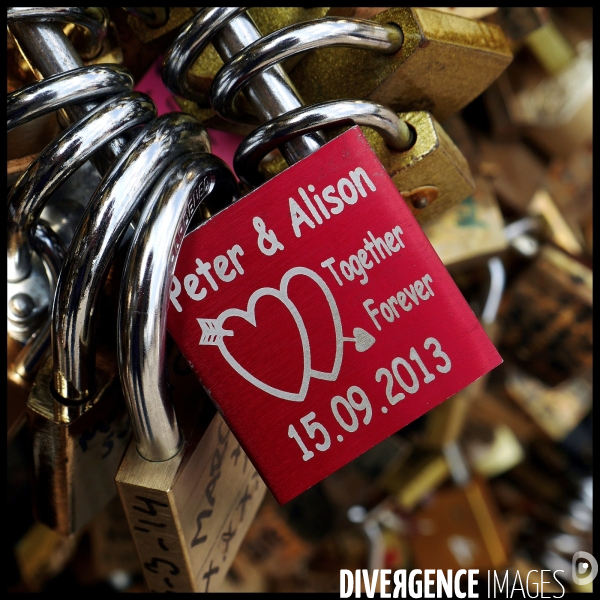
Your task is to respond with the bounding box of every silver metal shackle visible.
[7,91,156,283]
[482,257,506,326]
[7,7,109,60]
[8,16,132,173]
[118,152,238,462]
[51,114,212,402]
[162,7,250,106]
[163,8,414,181]
[234,99,415,186]
[163,6,325,165]
[7,65,134,131]
[211,17,403,121]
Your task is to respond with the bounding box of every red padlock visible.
[168,126,501,504]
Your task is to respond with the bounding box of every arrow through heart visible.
[197,266,375,402]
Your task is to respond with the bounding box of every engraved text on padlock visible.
[168,127,502,504]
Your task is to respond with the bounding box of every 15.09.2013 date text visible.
[287,337,451,461]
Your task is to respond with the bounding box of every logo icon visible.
[572,551,597,586]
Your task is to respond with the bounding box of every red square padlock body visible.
[168,127,501,503]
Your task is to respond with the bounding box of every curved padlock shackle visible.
[211,17,403,123]
[162,6,248,105]
[481,257,506,326]
[163,8,412,181]
[7,65,134,131]
[118,152,238,462]
[7,7,109,60]
[234,99,415,186]
[7,91,156,283]
[164,7,325,164]
[51,113,212,402]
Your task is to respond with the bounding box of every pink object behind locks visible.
[135,57,243,172]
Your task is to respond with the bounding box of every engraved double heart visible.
[197,266,375,402]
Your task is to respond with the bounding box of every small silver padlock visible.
[115,153,266,593]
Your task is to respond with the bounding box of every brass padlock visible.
[239,108,476,223]
[115,153,265,592]
[6,62,135,441]
[462,422,525,479]
[369,110,481,219]
[14,521,83,592]
[123,6,330,132]
[7,223,64,443]
[544,146,592,256]
[378,446,450,512]
[495,18,592,157]
[162,9,476,222]
[290,7,513,121]
[153,8,331,131]
[504,366,592,442]
[8,80,154,534]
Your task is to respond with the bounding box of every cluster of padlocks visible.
[7,7,592,594]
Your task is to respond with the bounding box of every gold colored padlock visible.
[365,111,476,222]
[254,110,476,223]
[14,521,83,592]
[27,357,129,534]
[118,412,266,592]
[19,112,214,536]
[379,447,450,512]
[290,7,513,122]
[504,366,592,442]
